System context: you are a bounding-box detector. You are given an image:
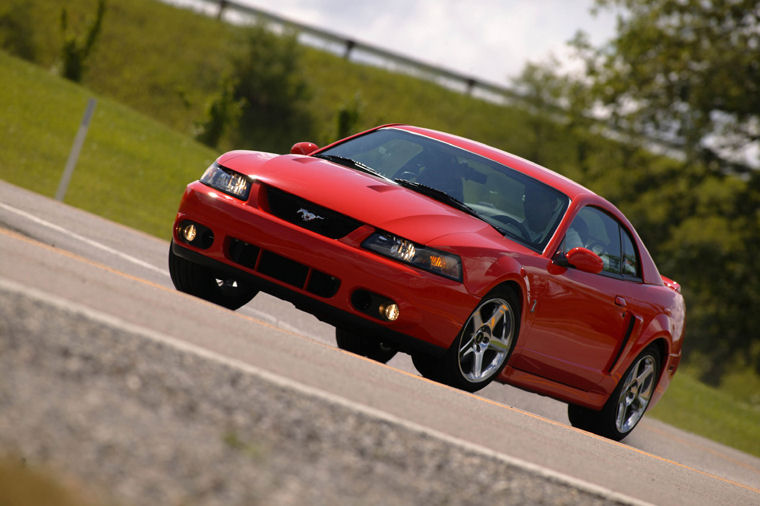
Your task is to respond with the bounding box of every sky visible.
[233,0,618,85]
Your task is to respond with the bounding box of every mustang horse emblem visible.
[296,208,324,222]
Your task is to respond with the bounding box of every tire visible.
[440,287,520,392]
[168,243,258,310]
[568,345,661,441]
[335,328,397,363]
[411,353,442,380]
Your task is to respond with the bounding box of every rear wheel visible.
[440,287,519,392]
[335,328,397,363]
[168,243,258,310]
[568,345,661,440]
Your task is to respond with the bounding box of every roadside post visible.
[55,97,97,202]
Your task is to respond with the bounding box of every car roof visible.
[385,124,595,200]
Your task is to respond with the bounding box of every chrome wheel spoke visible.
[635,361,655,389]
[471,349,485,378]
[456,296,515,384]
[487,337,509,353]
[485,304,509,333]
[615,353,658,434]
[459,335,476,355]
[470,310,485,332]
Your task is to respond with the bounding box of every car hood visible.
[220,152,503,246]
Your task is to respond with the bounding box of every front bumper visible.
[172,181,479,354]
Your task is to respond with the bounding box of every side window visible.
[562,207,639,278]
[620,227,640,278]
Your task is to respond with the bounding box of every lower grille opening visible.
[259,251,309,288]
[228,238,260,268]
[307,270,341,298]
[227,237,341,298]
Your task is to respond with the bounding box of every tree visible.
[228,23,316,153]
[335,93,363,140]
[195,78,243,149]
[60,0,106,82]
[0,0,37,61]
[512,0,760,382]
[580,0,760,172]
[582,0,760,382]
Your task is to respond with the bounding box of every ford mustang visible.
[169,124,685,440]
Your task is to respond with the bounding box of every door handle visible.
[615,296,627,307]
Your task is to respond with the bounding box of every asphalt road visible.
[1,179,759,505]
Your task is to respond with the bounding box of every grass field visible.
[0,50,216,239]
[2,49,759,460]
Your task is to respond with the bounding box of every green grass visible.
[7,0,602,170]
[0,50,216,239]
[649,370,760,456]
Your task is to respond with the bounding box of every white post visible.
[56,97,97,202]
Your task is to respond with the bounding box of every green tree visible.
[0,0,37,61]
[513,0,760,382]
[582,0,760,382]
[335,93,363,140]
[60,0,106,82]
[228,23,316,153]
[195,78,243,149]
[580,0,759,172]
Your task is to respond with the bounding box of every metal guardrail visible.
[163,0,684,158]
[167,0,527,105]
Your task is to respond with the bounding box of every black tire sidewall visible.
[168,243,257,310]
[335,328,397,363]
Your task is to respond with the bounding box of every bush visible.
[60,0,106,82]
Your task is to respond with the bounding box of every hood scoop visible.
[367,184,400,193]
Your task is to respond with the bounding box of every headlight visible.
[200,162,252,200]
[362,232,462,281]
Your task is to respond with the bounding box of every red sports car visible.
[169,124,685,440]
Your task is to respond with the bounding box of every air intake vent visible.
[227,237,341,298]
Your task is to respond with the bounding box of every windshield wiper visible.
[314,154,390,180]
[394,179,510,236]
[393,178,476,216]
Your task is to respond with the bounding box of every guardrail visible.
[163,0,684,158]
[165,0,527,105]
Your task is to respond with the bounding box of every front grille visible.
[227,237,341,298]
[264,185,362,239]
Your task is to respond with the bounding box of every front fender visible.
[471,253,528,314]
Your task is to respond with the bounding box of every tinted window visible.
[620,227,640,278]
[319,128,569,251]
[561,206,640,279]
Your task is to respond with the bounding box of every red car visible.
[169,124,685,440]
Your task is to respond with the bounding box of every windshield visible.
[317,128,569,251]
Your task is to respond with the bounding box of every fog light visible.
[379,303,399,321]
[182,223,197,242]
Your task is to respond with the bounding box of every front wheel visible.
[440,287,520,392]
[335,328,397,363]
[168,243,258,310]
[568,345,661,440]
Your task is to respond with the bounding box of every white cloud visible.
[236,0,616,83]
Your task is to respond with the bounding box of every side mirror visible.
[290,142,319,155]
[565,247,604,274]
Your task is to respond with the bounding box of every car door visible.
[516,206,645,390]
